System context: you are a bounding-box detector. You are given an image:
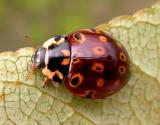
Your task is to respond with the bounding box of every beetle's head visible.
[31,47,46,69]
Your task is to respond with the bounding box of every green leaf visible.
[1,2,160,125]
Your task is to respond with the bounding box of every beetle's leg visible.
[43,77,50,88]
[31,64,36,73]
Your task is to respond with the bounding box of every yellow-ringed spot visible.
[92,46,106,56]
[61,58,70,65]
[42,67,55,79]
[96,79,105,87]
[91,63,104,73]
[73,33,85,44]
[61,49,70,57]
[69,73,84,88]
[119,52,127,62]
[118,65,126,75]
[55,70,64,80]
[99,35,108,42]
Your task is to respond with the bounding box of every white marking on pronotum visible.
[36,50,40,63]
[45,48,49,65]
[36,58,40,63]
[43,37,65,48]
[43,36,66,66]
[37,51,40,56]
[43,37,56,48]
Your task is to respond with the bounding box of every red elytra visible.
[65,29,131,99]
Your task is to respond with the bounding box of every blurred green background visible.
[0,0,155,51]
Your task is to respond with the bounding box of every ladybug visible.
[31,28,131,99]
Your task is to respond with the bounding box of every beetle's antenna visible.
[25,35,33,45]
[24,35,37,52]
[24,35,37,81]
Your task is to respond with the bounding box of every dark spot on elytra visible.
[73,58,77,62]
[121,55,125,59]
[74,33,81,40]
[85,91,95,99]
[120,52,127,62]
[119,66,126,74]
[71,77,79,86]
[96,67,101,71]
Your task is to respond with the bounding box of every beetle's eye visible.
[32,50,40,64]
[31,47,46,68]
